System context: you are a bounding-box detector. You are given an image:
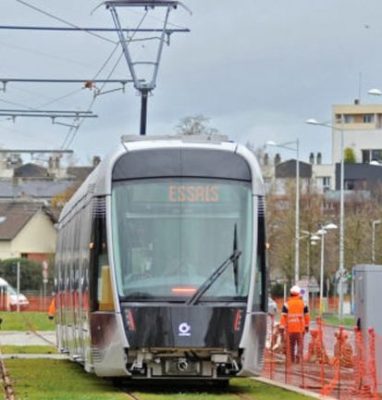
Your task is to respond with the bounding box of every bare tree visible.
[176,115,219,136]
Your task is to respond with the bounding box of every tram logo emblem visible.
[178,322,191,337]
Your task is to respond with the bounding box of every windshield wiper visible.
[187,225,241,306]
[232,224,239,294]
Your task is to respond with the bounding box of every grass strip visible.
[322,314,355,327]
[6,359,310,400]
[6,359,128,400]
[1,345,57,354]
[132,378,311,400]
[0,311,55,331]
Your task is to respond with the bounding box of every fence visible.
[274,296,345,316]
[263,316,381,399]
[0,291,50,312]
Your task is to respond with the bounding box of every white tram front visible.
[55,134,267,381]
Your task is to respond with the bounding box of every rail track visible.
[20,312,56,346]
[123,391,142,400]
[114,379,259,400]
[0,352,15,400]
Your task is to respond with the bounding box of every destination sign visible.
[168,185,219,203]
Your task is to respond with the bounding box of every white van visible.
[0,277,29,311]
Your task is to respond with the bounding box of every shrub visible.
[0,258,53,291]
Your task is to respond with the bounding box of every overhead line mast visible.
[104,0,190,135]
[0,1,190,136]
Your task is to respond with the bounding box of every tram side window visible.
[89,198,109,311]
[253,196,266,312]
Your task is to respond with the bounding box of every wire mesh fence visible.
[0,292,50,312]
[263,315,382,399]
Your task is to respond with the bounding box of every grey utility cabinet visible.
[353,264,382,392]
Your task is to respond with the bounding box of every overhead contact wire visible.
[61,10,149,149]
[15,0,117,44]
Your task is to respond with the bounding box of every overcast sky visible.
[1,0,382,165]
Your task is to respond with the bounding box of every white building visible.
[332,102,382,164]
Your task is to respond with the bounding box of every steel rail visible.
[20,313,56,346]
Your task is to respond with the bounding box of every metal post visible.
[320,233,325,315]
[295,139,300,284]
[339,126,345,319]
[372,222,376,264]
[266,139,299,283]
[372,220,381,263]
[16,261,20,313]
[140,89,149,136]
[307,238,311,311]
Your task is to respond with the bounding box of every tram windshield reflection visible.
[111,178,253,301]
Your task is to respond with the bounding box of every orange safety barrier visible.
[0,295,51,312]
[368,328,379,400]
[262,316,381,399]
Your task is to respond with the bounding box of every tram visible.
[55,134,267,380]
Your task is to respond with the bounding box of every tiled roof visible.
[67,166,94,181]
[14,163,49,178]
[0,202,54,240]
[0,180,75,199]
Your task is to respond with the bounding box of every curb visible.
[252,376,337,400]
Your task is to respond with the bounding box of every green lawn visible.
[6,359,311,400]
[319,314,355,328]
[1,345,57,354]
[0,311,55,331]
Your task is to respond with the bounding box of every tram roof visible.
[59,135,263,223]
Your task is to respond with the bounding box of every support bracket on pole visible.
[104,0,190,135]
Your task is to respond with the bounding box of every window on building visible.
[344,114,354,123]
[345,179,367,190]
[361,149,382,164]
[363,114,374,123]
[322,177,331,188]
[371,150,382,162]
[362,150,370,163]
[377,114,382,128]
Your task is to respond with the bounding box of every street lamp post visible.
[317,223,338,315]
[372,219,381,263]
[266,139,300,283]
[306,118,346,319]
[299,231,319,311]
[300,231,320,280]
[318,228,326,315]
[368,88,382,263]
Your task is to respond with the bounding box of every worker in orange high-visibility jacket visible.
[279,285,310,363]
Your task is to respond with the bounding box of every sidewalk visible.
[0,331,56,346]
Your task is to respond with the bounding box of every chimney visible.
[263,153,269,166]
[48,156,54,170]
[316,152,322,165]
[93,156,101,167]
[54,156,60,169]
[274,153,281,165]
[354,98,360,105]
[309,152,315,164]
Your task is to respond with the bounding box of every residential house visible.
[0,201,57,263]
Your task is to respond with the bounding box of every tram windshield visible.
[111,178,253,301]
